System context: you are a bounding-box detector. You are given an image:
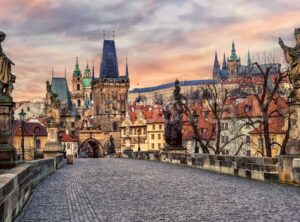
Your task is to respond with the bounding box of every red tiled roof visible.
[61,133,78,142]
[13,120,47,137]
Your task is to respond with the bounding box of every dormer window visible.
[34,127,40,134]
[244,105,251,113]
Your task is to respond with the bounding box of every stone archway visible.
[79,138,104,158]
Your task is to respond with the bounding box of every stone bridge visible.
[16,158,300,222]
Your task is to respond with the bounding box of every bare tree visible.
[239,52,290,157]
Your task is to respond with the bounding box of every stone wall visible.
[129,152,300,185]
[0,155,65,222]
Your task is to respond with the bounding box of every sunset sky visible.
[1,0,300,101]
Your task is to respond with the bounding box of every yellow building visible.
[249,120,286,157]
[146,121,165,151]
[13,119,48,160]
[120,105,166,152]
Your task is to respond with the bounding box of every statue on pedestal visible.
[279,28,300,154]
[0,31,17,168]
[279,28,300,101]
[44,80,61,125]
[163,80,185,151]
[0,31,16,96]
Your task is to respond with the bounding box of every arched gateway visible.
[79,138,104,158]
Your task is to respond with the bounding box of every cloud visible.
[1,0,300,101]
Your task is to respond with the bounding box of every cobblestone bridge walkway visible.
[17,159,300,222]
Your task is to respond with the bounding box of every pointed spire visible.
[222,53,227,70]
[73,57,82,77]
[229,41,238,61]
[214,51,219,64]
[112,30,115,40]
[125,56,129,79]
[91,59,95,82]
[247,50,251,65]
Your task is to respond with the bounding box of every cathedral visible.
[213,41,252,80]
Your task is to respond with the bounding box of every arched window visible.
[78,99,81,107]
[90,93,92,100]
[77,84,80,91]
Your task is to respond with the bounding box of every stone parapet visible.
[129,152,300,186]
[0,154,64,222]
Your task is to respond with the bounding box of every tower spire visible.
[103,30,106,40]
[247,50,251,66]
[222,53,227,70]
[213,51,220,78]
[125,56,129,79]
[92,59,95,81]
[73,57,82,77]
[113,30,115,40]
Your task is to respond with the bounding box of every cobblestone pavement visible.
[17,158,300,222]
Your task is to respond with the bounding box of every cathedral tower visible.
[212,51,220,80]
[227,41,241,78]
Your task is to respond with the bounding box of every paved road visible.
[17,158,300,222]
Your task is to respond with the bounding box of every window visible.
[152,125,155,130]
[77,84,80,91]
[159,124,162,130]
[244,105,251,113]
[151,134,155,139]
[158,134,161,139]
[34,127,40,134]
[246,136,250,143]
[67,143,70,149]
[71,122,75,128]
[225,123,228,130]
[151,143,155,149]
[90,93,92,100]
[27,107,30,112]
[246,150,251,156]
[112,122,119,131]
[35,139,41,149]
[158,143,161,149]
[78,99,81,107]
[258,138,264,148]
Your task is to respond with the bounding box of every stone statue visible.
[44,80,61,125]
[107,135,116,155]
[279,28,300,100]
[0,31,16,95]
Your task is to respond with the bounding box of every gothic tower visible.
[92,39,130,136]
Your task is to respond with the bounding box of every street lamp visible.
[137,128,141,152]
[192,110,199,154]
[18,108,26,161]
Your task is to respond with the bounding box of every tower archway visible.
[79,138,104,158]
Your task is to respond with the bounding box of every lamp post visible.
[192,110,199,154]
[137,128,141,152]
[18,108,26,161]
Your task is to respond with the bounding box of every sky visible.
[1,0,300,101]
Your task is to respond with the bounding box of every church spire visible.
[229,41,238,61]
[125,56,129,79]
[222,53,227,70]
[92,59,95,80]
[73,57,82,78]
[213,51,220,78]
[247,50,251,66]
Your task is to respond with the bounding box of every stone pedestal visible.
[0,95,17,169]
[286,102,300,154]
[43,127,63,158]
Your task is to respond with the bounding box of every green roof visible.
[83,77,92,88]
